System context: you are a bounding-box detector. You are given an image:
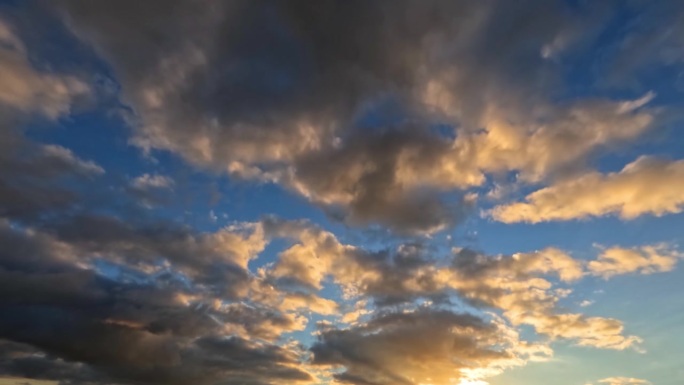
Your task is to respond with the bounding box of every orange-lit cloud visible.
[490,157,684,223]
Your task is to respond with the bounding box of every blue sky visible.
[0,1,683,385]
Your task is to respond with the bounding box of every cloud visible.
[599,1,684,88]
[0,17,101,224]
[49,0,659,234]
[0,218,315,385]
[264,221,652,351]
[40,145,105,176]
[265,217,682,352]
[0,2,681,385]
[128,173,176,207]
[0,202,671,384]
[490,156,684,223]
[311,308,550,385]
[0,117,106,222]
[4,203,661,385]
[589,244,681,279]
[444,248,642,350]
[0,18,88,118]
[579,300,594,307]
[595,377,651,385]
[0,341,99,385]
[287,129,478,234]
[130,173,174,190]
[263,218,375,291]
[451,93,655,183]
[262,218,448,303]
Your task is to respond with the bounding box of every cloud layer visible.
[51,0,664,234]
[0,1,683,385]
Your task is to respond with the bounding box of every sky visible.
[0,1,683,385]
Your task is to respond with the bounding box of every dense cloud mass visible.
[50,0,662,234]
[311,309,549,385]
[1,1,683,385]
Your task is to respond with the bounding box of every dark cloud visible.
[35,213,261,296]
[0,115,101,222]
[311,308,534,385]
[289,128,475,233]
[0,340,103,385]
[49,0,636,234]
[0,221,313,385]
[0,2,679,385]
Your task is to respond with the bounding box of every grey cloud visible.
[49,0,633,234]
[289,129,475,233]
[0,16,89,118]
[0,3,677,384]
[0,340,102,385]
[0,114,102,222]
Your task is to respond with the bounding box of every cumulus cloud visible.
[0,18,88,118]
[0,208,671,384]
[262,218,450,303]
[0,16,101,224]
[0,2,682,385]
[444,248,642,350]
[128,173,176,207]
[594,377,651,385]
[579,300,594,307]
[589,245,681,279]
[265,222,656,352]
[264,217,683,353]
[0,220,315,385]
[312,309,551,385]
[3,202,668,385]
[0,132,105,222]
[130,173,174,190]
[48,0,661,234]
[490,156,684,223]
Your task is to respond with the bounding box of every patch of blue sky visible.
[473,213,684,256]
[91,257,196,292]
[353,94,409,132]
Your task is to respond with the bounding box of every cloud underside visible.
[53,0,668,234]
[3,207,675,385]
[0,1,682,385]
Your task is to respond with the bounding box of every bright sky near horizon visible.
[0,1,683,385]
